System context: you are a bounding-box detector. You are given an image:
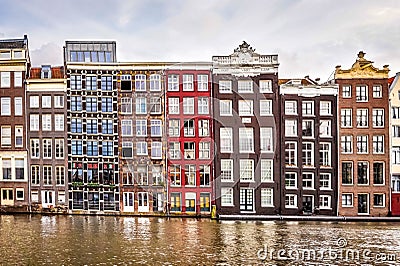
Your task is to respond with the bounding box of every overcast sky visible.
[1,0,399,81]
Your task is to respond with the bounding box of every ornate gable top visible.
[335,51,389,79]
[233,41,257,55]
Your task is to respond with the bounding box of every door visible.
[200,193,211,212]
[1,189,14,206]
[358,194,369,214]
[240,188,254,211]
[41,191,55,208]
[138,192,149,212]
[302,195,313,213]
[123,192,134,212]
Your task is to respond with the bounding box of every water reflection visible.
[0,215,400,265]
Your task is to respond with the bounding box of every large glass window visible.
[239,128,254,153]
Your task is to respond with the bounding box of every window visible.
[319,195,331,209]
[170,165,181,186]
[56,166,65,185]
[372,85,382,98]
[219,100,232,116]
[183,97,194,114]
[0,51,11,59]
[320,120,331,137]
[220,160,233,182]
[261,188,274,207]
[1,126,11,147]
[341,109,352,127]
[150,74,161,91]
[373,162,384,185]
[137,165,148,185]
[373,194,385,207]
[285,120,297,137]
[302,120,314,138]
[285,173,297,188]
[259,80,272,93]
[302,142,314,166]
[54,114,64,131]
[320,101,331,115]
[302,173,314,189]
[260,159,273,182]
[183,74,194,91]
[28,114,39,131]
[302,101,314,116]
[198,120,209,137]
[285,101,297,115]
[185,165,196,186]
[356,135,368,154]
[357,162,369,185]
[342,194,353,207]
[394,126,400,138]
[319,143,331,167]
[30,96,39,108]
[168,119,180,137]
[342,162,353,184]
[1,97,10,115]
[71,96,82,111]
[221,188,233,206]
[31,165,40,185]
[151,120,162,137]
[320,173,331,189]
[372,109,384,127]
[285,194,297,208]
[392,147,400,164]
[2,159,11,180]
[71,140,82,155]
[169,142,180,159]
[152,165,163,185]
[101,76,112,91]
[30,139,40,158]
[87,141,98,156]
[15,126,23,147]
[14,97,22,116]
[238,80,253,93]
[285,142,297,167]
[356,109,368,127]
[43,165,52,185]
[136,97,147,114]
[101,141,113,156]
[168,74,179,91]
[183,119,194,137]
[238,100,253,116]
[42,114,51,131]
[136,142,148,155]
[71,118,82,133]
[168,98,179,114]
[135,74,146,91]
[342,85,351,98]
[199,142,210,159]
[197,74,208,91]
[219,80,232,93]
[121,120,133,136]
[239,128,254,153]
[101,97,113,112]
[372,135,384,154]
[86,76,97,90]
[260,100,272,116]
[151,142,162,159]
[42,96,51,108]
[220,128,233,153]
[393,176,400,192]
[121,98,132,114]
[86,97,97,112]
[14,72,23,86]
[150,97,162,114]
[121,74,132,91]
[393,107,400,119]
[240,159,254,181]
[260,127,273,152]
[122,142,133,158]
[43,139,52,158]
[1,72,10,87]
[341,135,353,154]
[86,119,97,134]
[136,120,147,136]
[358,194,369,214]
[55,139,64,159]
[184,142,195,160]
[198,97,209,114]
[356,85,368,102]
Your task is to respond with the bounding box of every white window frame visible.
[259,80,272,93]
[219,80,232,93]
[219,100,232,116]
[260,100,272,116]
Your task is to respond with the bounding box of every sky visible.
[1,0,399,81]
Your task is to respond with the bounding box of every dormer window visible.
[41,65,51,79]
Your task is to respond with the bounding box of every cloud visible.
[30,42,63,67]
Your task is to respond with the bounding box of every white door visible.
[157,193,164,212]
[41,191,55,208]
[138,192,149,212]
[123,192,134,212]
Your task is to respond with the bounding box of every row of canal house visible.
[0,35,396,217]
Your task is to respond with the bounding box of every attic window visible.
[41,65,51,79]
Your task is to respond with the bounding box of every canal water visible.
[1,215,400,265]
